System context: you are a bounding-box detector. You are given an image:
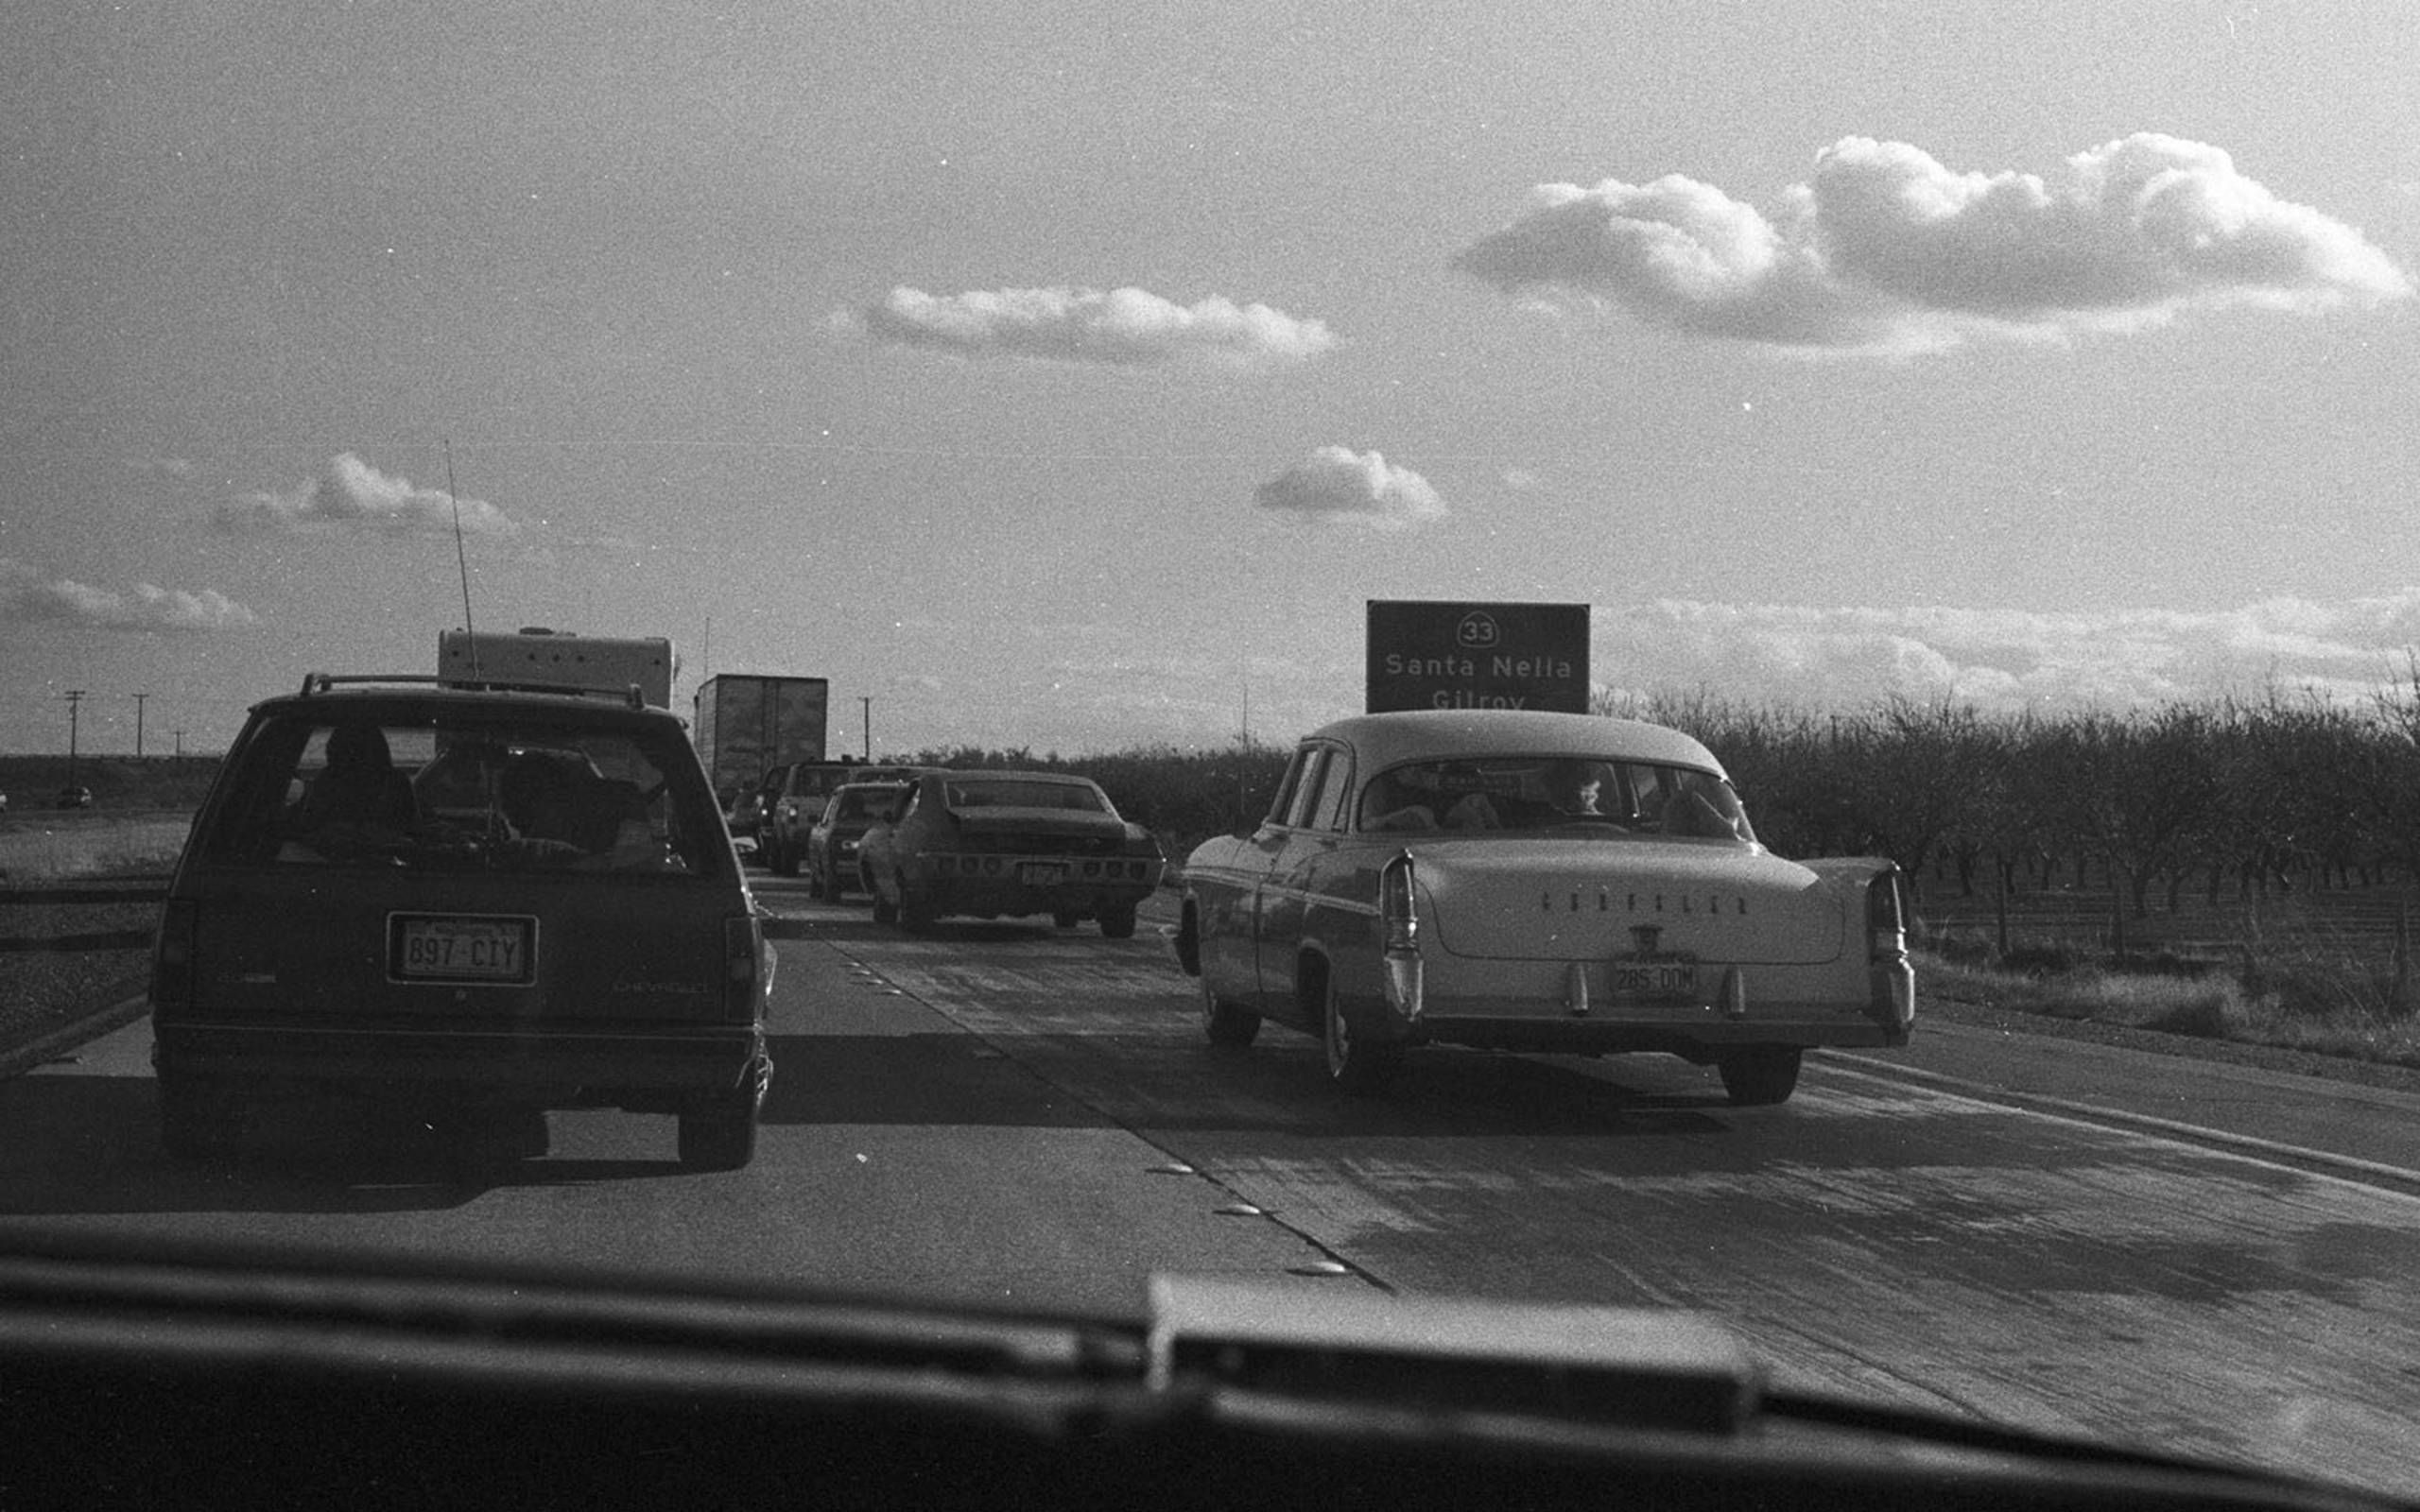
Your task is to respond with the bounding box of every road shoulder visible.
[1833,998,2420,1194]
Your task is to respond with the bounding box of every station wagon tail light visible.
[152,900,197,1014]
[1379,851,1424,1022]
[723,915,764,1021]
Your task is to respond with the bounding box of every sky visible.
[5,2,2417,759]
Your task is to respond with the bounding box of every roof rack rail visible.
[299,674,442,696]
[299,673,647,710]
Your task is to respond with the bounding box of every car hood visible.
[1409,839,1846,966]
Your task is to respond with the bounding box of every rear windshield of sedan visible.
[828,787,904,822]
[1358,756,1755,843]
[199,709,728,876]
[943,779,1110,814]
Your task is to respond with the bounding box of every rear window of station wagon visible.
[200,706,731,878]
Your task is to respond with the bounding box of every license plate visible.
[390,915,535,984]
[1611,958,1697,998]
[1016,861,1068,885]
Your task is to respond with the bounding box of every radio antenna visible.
[444,438,480,677]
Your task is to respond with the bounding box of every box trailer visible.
[438,627,676,709]
[693,674,830,809]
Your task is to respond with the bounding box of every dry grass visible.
[1920,939,2420,1071]
[0,816,190,883]
[0,817,180,1057]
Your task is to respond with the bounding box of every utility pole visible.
[133,692,149,757]
[859,696,872,761]
[63,689,85,789]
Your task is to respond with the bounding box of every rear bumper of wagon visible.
[153,1019,769,1106]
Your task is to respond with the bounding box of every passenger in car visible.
[1363,773,1437,832]
[1365,771,1502,831]
[1667,784,1743,840]
[1542,760,1606,816]
[498,754,608,851]
[1440,792,1499,829]
[296,724,418,838]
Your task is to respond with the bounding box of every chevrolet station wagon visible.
[149,674,774,1169]
[1175,710,1912,1101]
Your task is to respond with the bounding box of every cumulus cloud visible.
[0,558,257,633]
[1596,593,2420,713]
[854,284,1339,369]
[1253,446,1445,528]
[1455,133,2412,353]
[216,453,522,537]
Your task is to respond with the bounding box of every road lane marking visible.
[1820,1052,2420,1203]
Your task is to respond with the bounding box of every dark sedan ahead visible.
[805,780,911,901]
[856,769,1163,937]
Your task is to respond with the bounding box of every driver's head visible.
[1545,759,1602,813]
[326,722,392,777]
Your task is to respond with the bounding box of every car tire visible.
[822,862,849,902]
[771,840,798,878]
[1321,974,1400,1095]
[899,885,937,933]
[804,857,825,900]
[1200,972,1260,1048]
[1717,1045,1803,1107]
[871,887,898,925]
[676,1098,759,1172]
[157,1074,241,1160]
[1051,908,1080,929]
[1097,903,1137,939]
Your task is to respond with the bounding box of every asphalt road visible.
[5,877,2420,1500]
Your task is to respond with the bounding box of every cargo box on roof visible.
[439,628,676,709]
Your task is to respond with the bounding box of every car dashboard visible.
[0,1233,2398,1512]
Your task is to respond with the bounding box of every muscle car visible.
[857,769,1165,937]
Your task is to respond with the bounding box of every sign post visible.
[1365,600,1591,713]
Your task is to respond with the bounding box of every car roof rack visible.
[298,673,648,710]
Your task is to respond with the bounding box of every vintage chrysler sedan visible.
[1175,710,1912,1102]
[857,769,1166,937]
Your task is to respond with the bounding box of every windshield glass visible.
[943,779,1110,814]
[828,788,898,823]
[1359,756,1754,842]
[9,3,2418,1503]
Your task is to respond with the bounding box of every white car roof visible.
[1306,710,1727,778]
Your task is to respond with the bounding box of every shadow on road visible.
[0,1074,695,1220]
[760,1032,1117,1129]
